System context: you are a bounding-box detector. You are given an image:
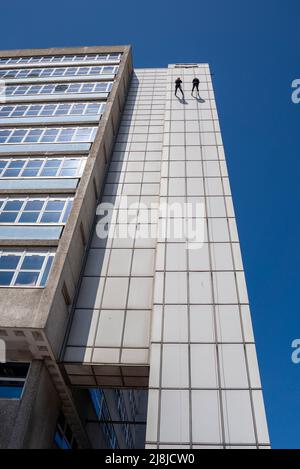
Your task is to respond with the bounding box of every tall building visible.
[0,46,270,449]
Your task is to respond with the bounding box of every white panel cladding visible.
[145,63,269,449]
[65,69,167,373]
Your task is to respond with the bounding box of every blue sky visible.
[1,0,299,448]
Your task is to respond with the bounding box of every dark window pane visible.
[0,255,20,269]
[4,201,23,211]
[19,212,39,223]
[0,362,29,378]
[54,84,68,92]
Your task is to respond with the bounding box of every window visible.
[0,102,105,118]
[0,362,29,398]
[54,411,78,449]
[114,389,134,449]
[0,157,86,178]
[0,65,119,80]
[0,197,73,224]
[89,389,119,449]
[0,53,121,66]
[0,81,112,97]
[0,249,55,287]
[0,126,97,144]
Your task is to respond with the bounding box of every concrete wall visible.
[0,360,60,448]
[0,45,133,362]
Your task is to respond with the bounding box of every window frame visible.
[0,53,121,66]
[0,156,86,179]
[0,126,97,144]
[1,81,113,97]
[0,249,55,288]
[0,362,30,400]
[0,196,73,225]
[0,65,119,80]
[0,102,105,118]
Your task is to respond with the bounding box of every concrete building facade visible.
[0,45,269,449]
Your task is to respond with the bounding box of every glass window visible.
[24,200,44,210]
[22,169,39,177]
[89,389,120,449]
[21,254,44,270]
[0,250,55,287]
[0,197,73,224]
[0,362,30,399]
[2,169,21,177]
[39,168,56,176]
[54,84,68,92]
[8,160,23,169]
[40,212,61,223]
[40,257,54,287]
[54,411,78,450]
[0,157,86,178]
[0,127,97,144]
[0,254,21,269]
[15,271,40,286]
[0,53,121,65]
[18,212,39,223]
[0,271,14,286]
[0,65,118,80]
[26,160,43,168]
[46,200,65,211]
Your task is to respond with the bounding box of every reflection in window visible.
[0,249,55,287]
[0,102,105,118]
[0,197,73,224]
[0,65,118,80]
[0,362,30,398]
[0,126,97,144]
[0,53,121,65]
[54,411,78,449]
[114,389,134,449]
[0,157,86,178]
[0,81,112,97]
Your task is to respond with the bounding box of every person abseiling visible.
[191,77,200,96]
[175,77,184,98]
